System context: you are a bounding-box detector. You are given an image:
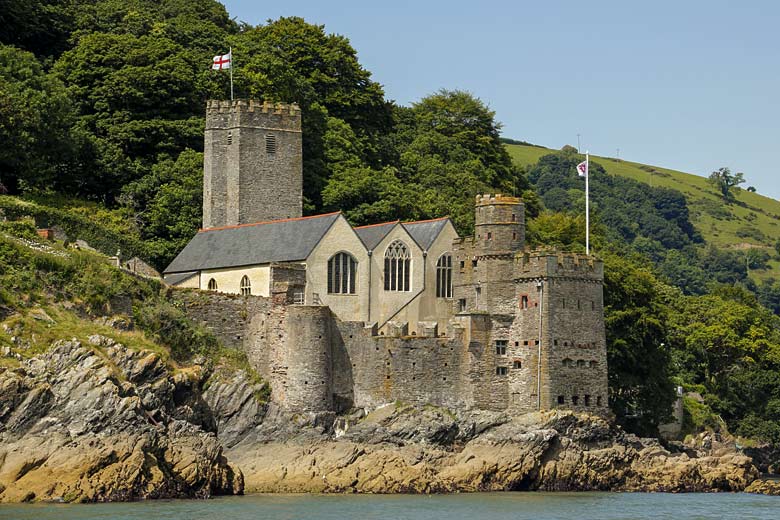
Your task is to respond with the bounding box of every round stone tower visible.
[472,194,525,314]
[280,305,333,412]
[474,194,525,254]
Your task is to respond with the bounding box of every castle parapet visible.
[516,250,603,280]
[206,99,301,116]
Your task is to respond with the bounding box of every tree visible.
[708,167,745,202]
[54,32,206,199]
[602,251,675,435]
[228,17,392,211]
[121,149,203,269]
[322,90,529,233]
[0,45,80,193]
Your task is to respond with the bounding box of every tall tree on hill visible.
[708,167,745,202]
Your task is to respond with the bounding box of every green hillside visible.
[506,143,780,280]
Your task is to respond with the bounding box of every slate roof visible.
[163,271,198,286]
[354,216,452,251]
[164,212,341,274]
[403,217,451,250]
[354,221,399,250]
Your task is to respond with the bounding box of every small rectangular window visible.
[584,395,591,406]
[572,395,579,406]
[472,259,478,268]
[487,232,492,240]
[513,360,522,369]
[557,395,565,405]
[496,366,508,376]
[495,340,508,356]
[520,295,529,309]
[459,260,465,269]
[458,299,467,312]
[265,134,277,154]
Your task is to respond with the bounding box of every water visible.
[0,492,778,520]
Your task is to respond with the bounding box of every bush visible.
[134,301,218,362]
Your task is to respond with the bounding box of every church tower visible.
[202,99,303,229]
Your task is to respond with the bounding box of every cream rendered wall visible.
[175,275,200,289]
[399,220,459,332]
[200,265,271,296]
[305,215,369,322]
[368,224,425,333]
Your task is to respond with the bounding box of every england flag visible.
[212,52,232,70]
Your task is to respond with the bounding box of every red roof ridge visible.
[198,211,341,233]
[353,220,400,229]
[402,216,450,225]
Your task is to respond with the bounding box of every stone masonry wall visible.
[203,99,303,229]
[175,249,609,418]
[173,289,271,350]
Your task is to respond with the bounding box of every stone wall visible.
[175,250,609,417]
[173,289,271,350]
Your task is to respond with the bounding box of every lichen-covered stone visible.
[0,339,243,503]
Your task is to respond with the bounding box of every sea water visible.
[0,492,778,520]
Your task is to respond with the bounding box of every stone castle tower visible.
[202,99,303,229]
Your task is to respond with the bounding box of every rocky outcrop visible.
[220,404,758,494]
[0,338,243,503]
[0,338,763,501]
[745,479,780,495]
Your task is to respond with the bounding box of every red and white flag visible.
[576,160,588,178]
[212,52,232,70]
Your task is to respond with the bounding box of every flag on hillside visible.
[576,160,588,178]
[212,51,232,70]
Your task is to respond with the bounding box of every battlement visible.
[516,250,603,279]
[206,99,301,117]
[475,193,522,206]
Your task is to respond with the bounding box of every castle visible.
[164,99,608,415]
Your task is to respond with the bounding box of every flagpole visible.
[229,47,234,101]
[585,150,590,255]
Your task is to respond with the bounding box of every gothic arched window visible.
[327,252,357,294]
[240,275,251,296]
[436,253,453,298]
[384,240,411,291]
[207,278,218,291]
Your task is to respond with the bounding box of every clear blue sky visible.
[222,0,780,199]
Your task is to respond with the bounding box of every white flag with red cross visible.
[212,52,232,70]
[576,160,588,178]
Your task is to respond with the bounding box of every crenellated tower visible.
[202,99,303,229]
[456,194,525,314]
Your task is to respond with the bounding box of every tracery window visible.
[384,240,411,291]
[327,252,357,294]
[240,275,251,296]
[436,253,453,298]
[207,278,218,291]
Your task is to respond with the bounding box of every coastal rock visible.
[0,339,243,503]
[220,406,758,494]
[745,479,780,496]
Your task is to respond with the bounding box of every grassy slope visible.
[506,144,780,281]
